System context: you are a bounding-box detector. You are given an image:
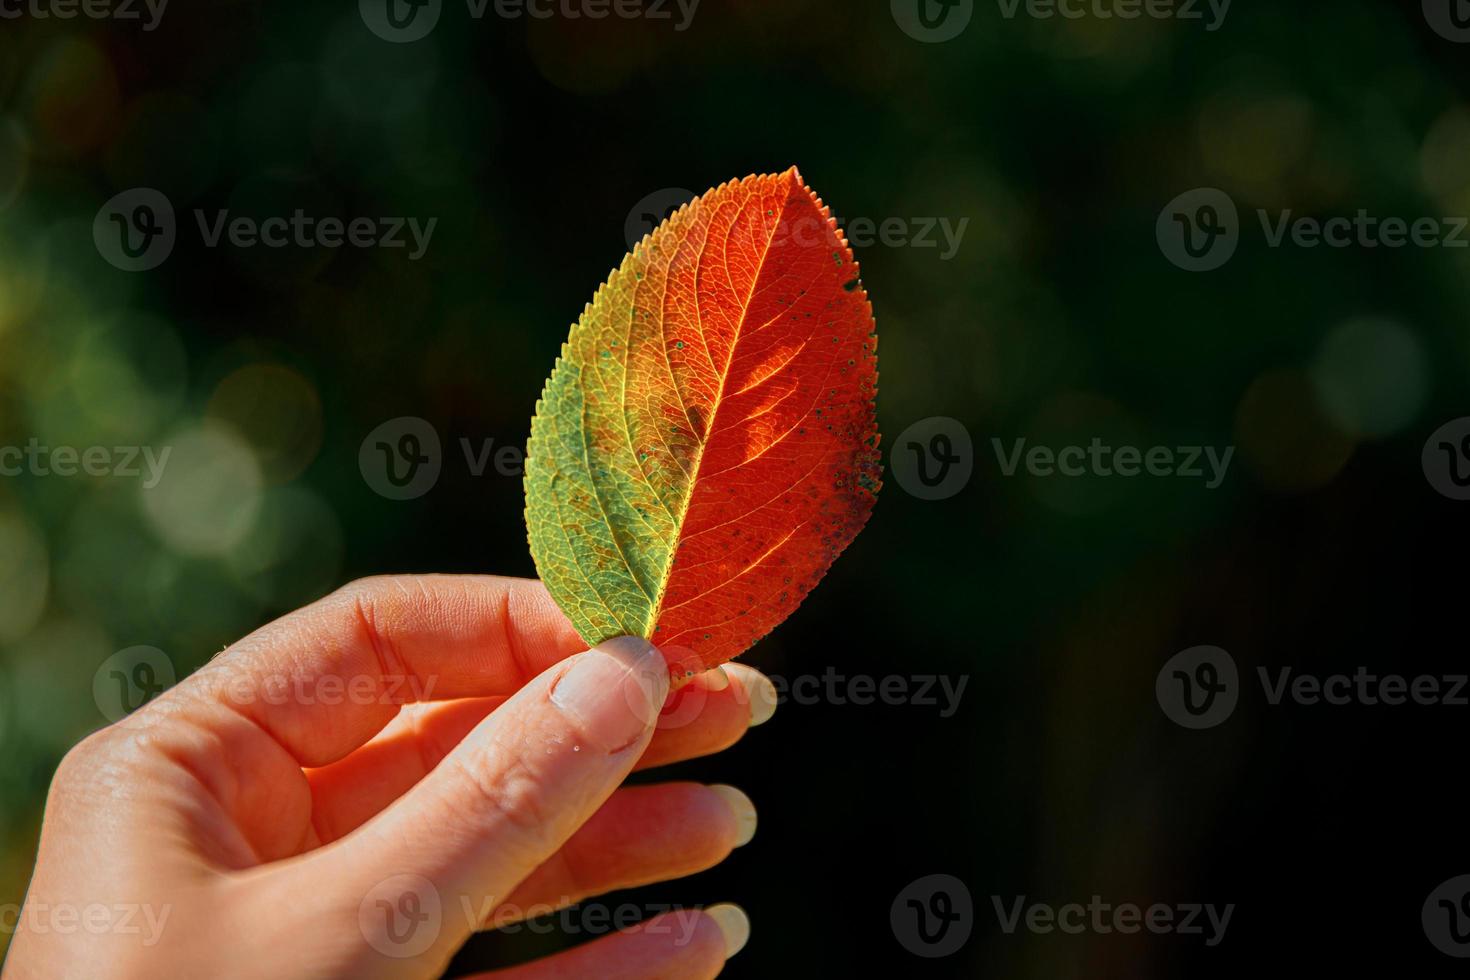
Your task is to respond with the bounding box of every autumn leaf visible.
[524,168,880,678]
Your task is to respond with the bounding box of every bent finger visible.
[167,575,586,768]
[258,637,670,971]
[467,906,748,980]
[477,782,755,929]
[636,664,776,772]
[305,666,775,842]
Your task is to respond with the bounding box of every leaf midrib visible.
[636,177,801,641]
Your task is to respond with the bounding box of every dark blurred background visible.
[4,0,1470,975]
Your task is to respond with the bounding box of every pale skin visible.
[3,575,778,979]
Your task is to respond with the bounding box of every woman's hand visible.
[4,575,777,979]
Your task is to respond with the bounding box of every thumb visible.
[276,637,670,971]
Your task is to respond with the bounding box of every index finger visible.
[175,575,588,767]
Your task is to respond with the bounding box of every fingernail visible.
[550,637,669,752]
[726,664,777,727]
[701,667,731,692]
[707,784,757,847]
[704,903,750,958]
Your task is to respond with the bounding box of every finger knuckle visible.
[449,752,555,846]
[53,731,110,786]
